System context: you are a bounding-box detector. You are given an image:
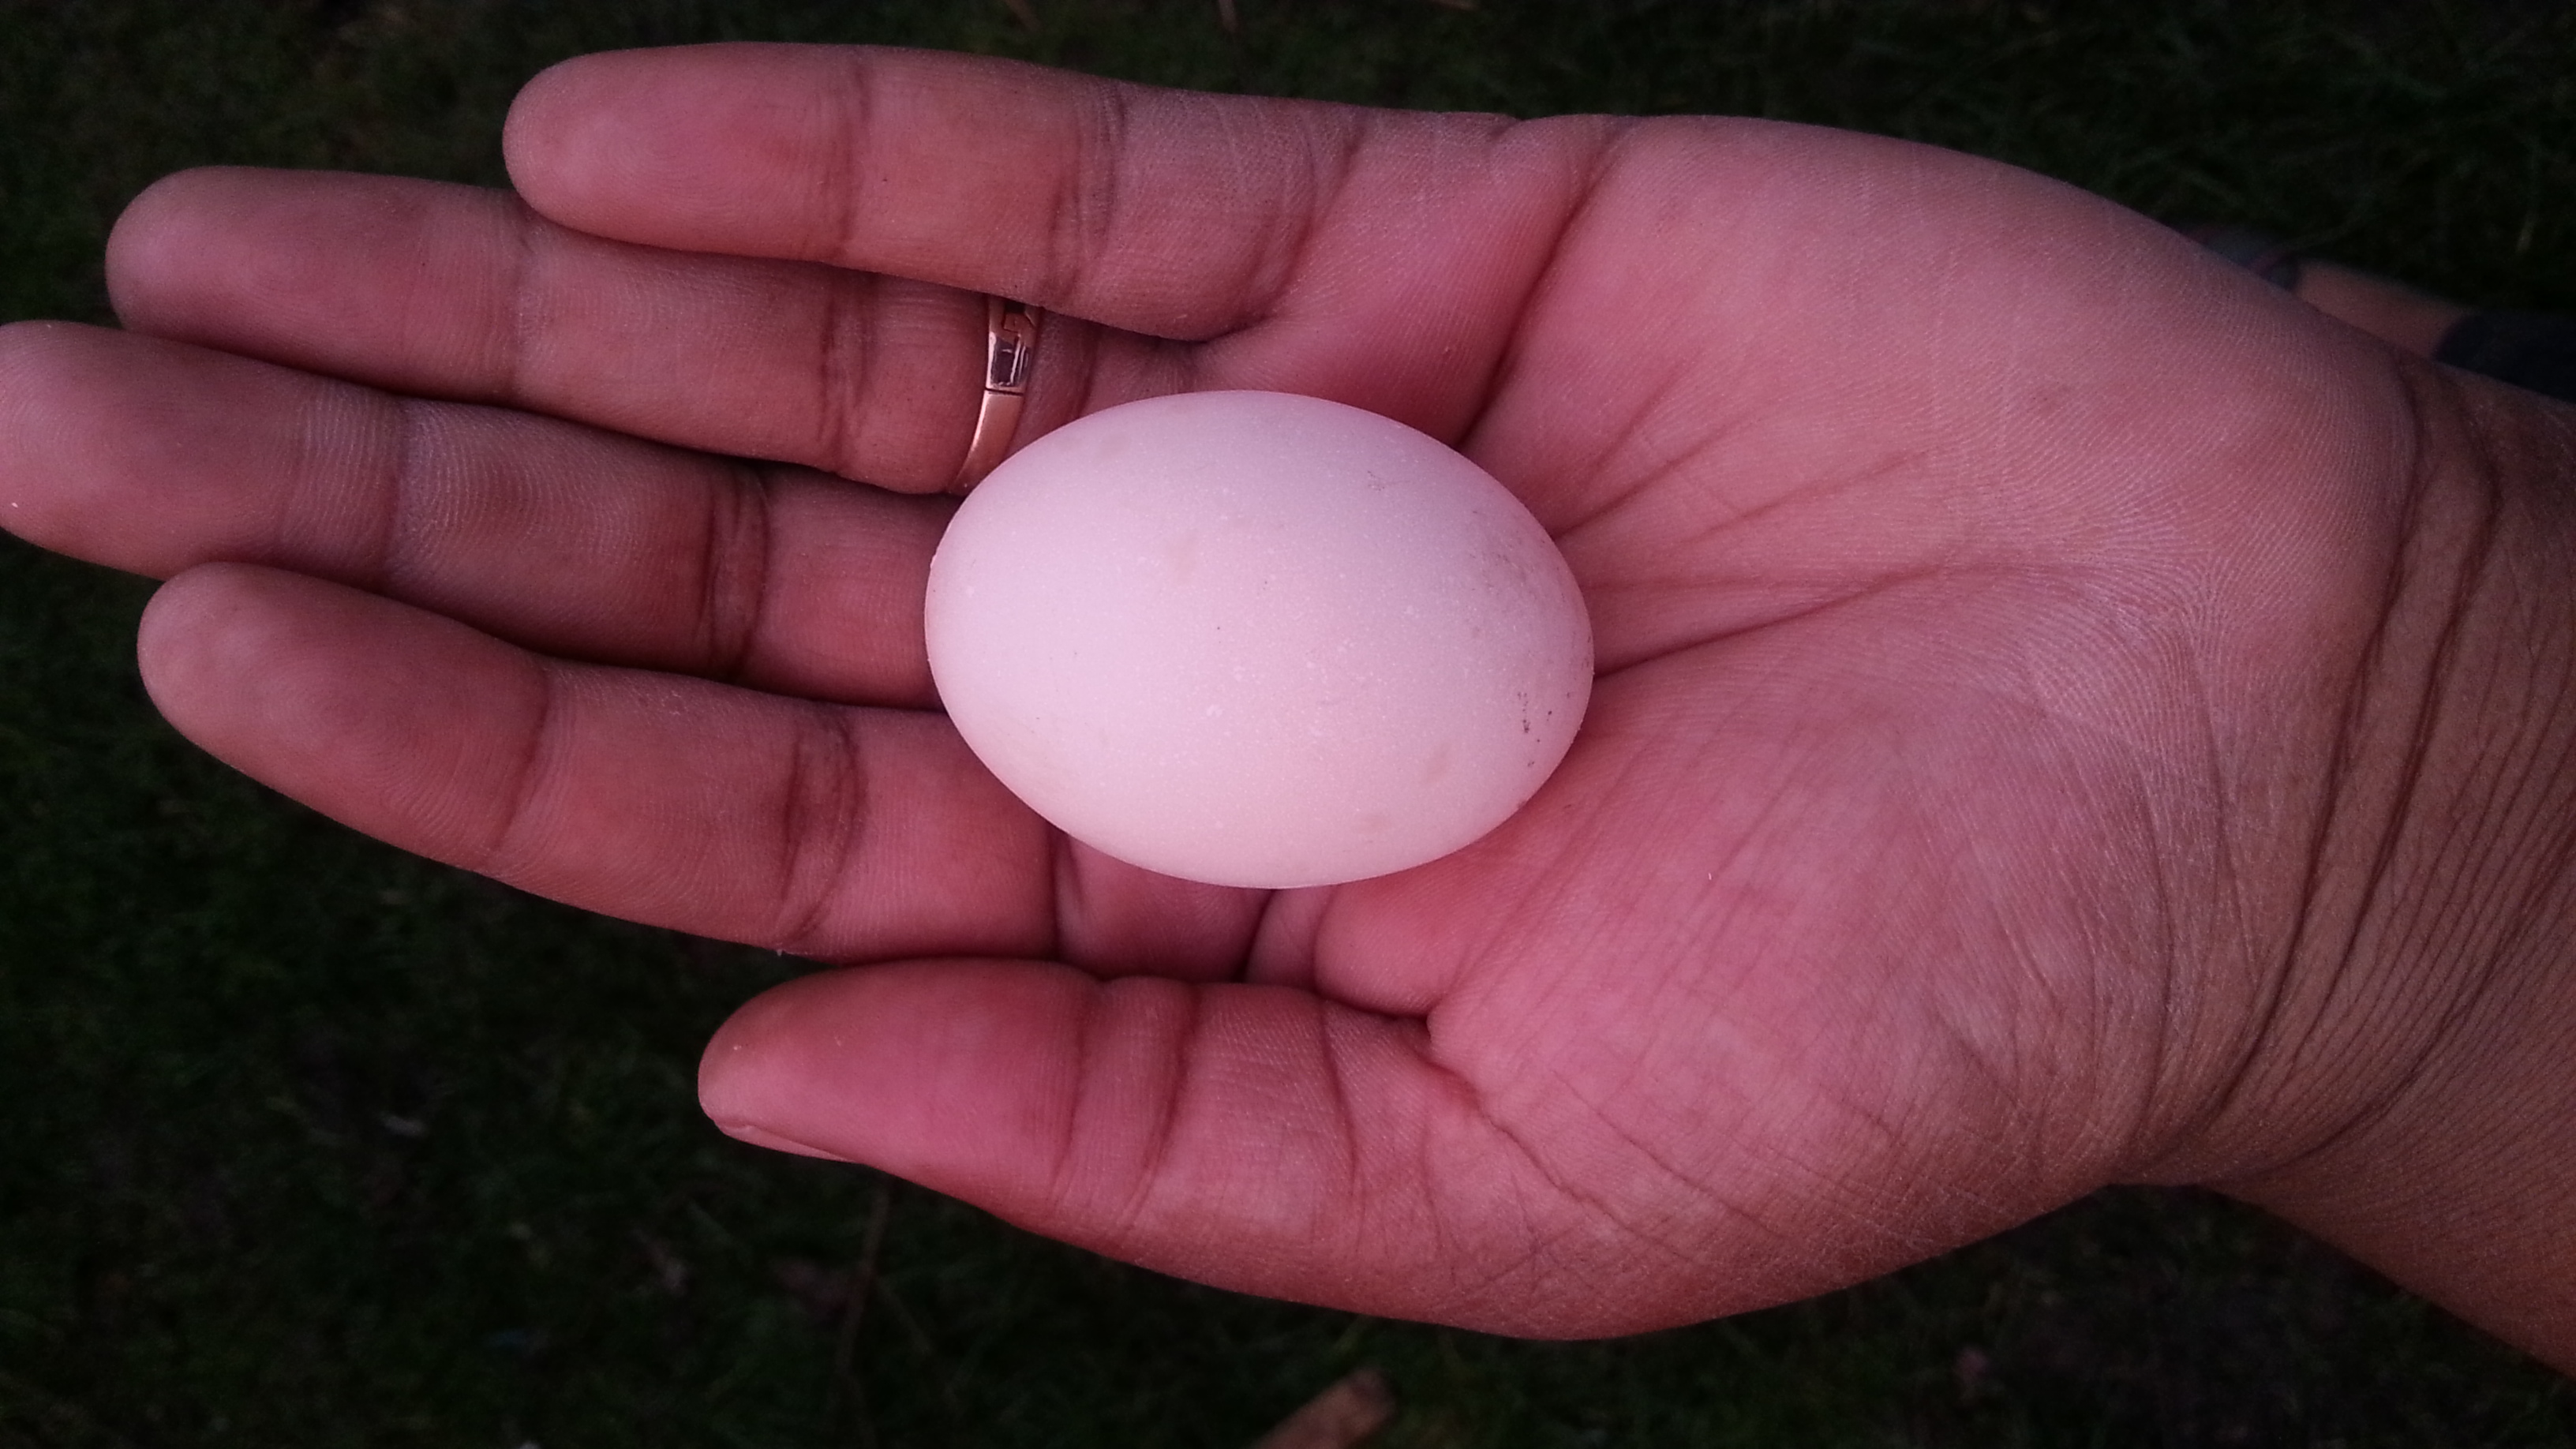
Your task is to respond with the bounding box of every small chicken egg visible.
[924,390,1592,889]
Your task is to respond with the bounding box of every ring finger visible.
[104,167,1185,494]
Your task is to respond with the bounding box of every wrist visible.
[2194,366,2576,1371]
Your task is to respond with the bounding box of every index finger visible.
[502,44,1614,432]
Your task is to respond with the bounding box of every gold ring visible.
[951,296,1043,493]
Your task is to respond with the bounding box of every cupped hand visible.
[0,45,2457,1335]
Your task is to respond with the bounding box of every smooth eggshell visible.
[924,391,1591,889]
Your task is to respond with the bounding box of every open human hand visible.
[6,45,2572,1359]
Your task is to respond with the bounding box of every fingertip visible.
[710,1120,862,1163]
[695,967,821,1129]
[497,42,1099,283]
[504,44,826,247]
[105,167,231,324]
[693,960,1095,1183]
[137,563,361,750]
[133,565,547,862]
[136,561,275,716]
[697,968,959,1170]
[499,50,615,215]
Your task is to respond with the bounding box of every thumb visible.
[697,960,1582,1329]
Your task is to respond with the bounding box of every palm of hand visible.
[1,47,2410,1334]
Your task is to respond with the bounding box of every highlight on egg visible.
[924,390,1593,889]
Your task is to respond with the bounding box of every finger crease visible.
[826,49,874,268]
[770,706,868,955]
[1043,84,1134,307]
[1046,980,1114,1224]
[369,395,432,595]
[702,463,775,683]
[814,271,868,481]
[479,660,562,878]
[1118,981,1200,1237]
[1245,114,1365,329]
[497,200,543,405]
[1311,1003,1368,1237]
[1457,117,1634,462]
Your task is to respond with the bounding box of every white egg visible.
[924,390,1592,889]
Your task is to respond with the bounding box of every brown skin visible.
[2,44,2571,1363]
[2294,258,2473,359]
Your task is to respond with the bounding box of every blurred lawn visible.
[4,1,2574,1445]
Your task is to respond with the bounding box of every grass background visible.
[4,1,2574,1443]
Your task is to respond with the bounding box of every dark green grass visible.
[4,2,2574,1443]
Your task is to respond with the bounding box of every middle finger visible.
[0,320,943,705]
